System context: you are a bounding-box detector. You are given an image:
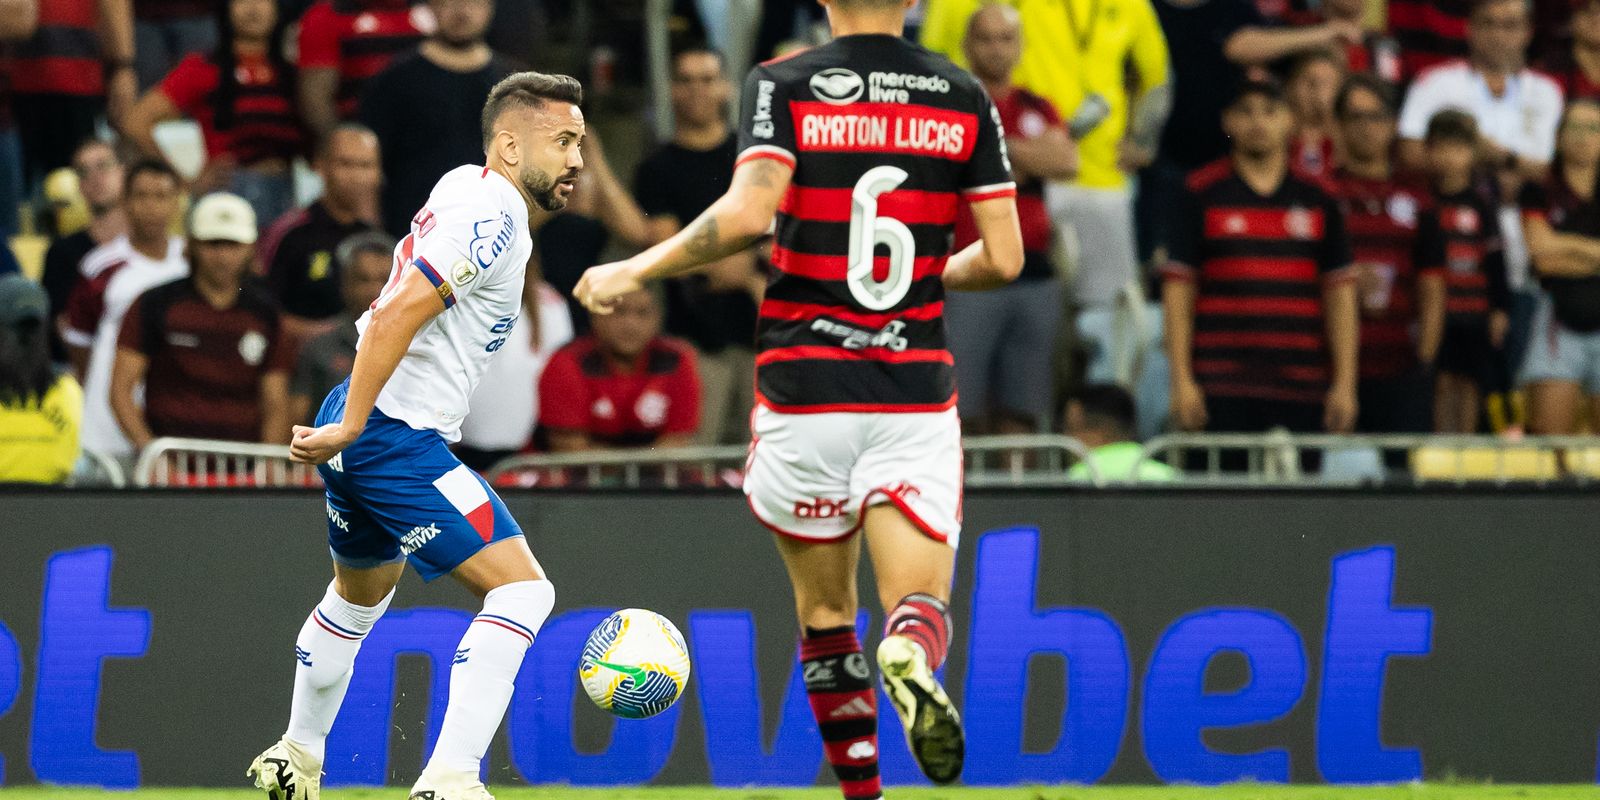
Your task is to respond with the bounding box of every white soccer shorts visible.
[744,405,963,548]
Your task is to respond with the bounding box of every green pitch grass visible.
[7,787,1600,800]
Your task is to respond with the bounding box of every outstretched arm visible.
[574,157,792,313]
[289,267,445,463]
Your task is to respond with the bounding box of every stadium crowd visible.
[1,0,1599,485]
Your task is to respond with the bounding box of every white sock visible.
[425,579,556,777]
[284,582,393,761]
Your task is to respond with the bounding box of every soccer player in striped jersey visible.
[247,72,585,800]
[576,1,1024,794]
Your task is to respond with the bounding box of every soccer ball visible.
[578,609,691,719]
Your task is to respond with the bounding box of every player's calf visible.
[417,579,556,787]
[801,626,882,800]
[285,582,394,759]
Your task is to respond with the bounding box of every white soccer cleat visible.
[247,738,321,800]
[878,634,964,785]
[409,766,495,800]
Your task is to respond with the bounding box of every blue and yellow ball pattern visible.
[578,609,692,719]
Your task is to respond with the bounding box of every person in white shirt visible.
[1398,0,1563,178]
[59,161,187,459]
[455,280,575,470]
[247,72,587,800]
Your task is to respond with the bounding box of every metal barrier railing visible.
[134,438,322,488]
[71,449,128,488]
[486,435,1104,489]
[1140,432,1600,486]
[121,433,1600,490]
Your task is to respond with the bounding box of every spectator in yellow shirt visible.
[923,0,1171,384]
[0,274,83,484]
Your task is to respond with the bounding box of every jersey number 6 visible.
[846,165,915,311]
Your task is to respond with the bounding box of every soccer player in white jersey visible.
[246,72,585,800]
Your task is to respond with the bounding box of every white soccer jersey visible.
[73,235,189,457]
[359,165,533,442]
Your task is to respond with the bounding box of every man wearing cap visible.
[110,192,294,450]
[1162,79,1361,448]
[0,274,83,484]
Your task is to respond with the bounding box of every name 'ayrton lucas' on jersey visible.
[791,68,975,159]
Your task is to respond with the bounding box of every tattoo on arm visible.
[685,216,721,262]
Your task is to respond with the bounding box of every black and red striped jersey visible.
[1329,169,1446,381]
[1433,186,1508,323]
[735,34,1015,413]
[1163,159,1353,405]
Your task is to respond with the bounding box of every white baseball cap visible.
[189,192,258,244]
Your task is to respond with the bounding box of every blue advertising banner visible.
[1,490,1597,787]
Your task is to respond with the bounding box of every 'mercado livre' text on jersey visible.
[359,165,533,441]
[736,34,1015,413]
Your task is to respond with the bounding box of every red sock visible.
[885,593,951,670]
[800,626,881,800]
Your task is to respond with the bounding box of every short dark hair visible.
[71,137,117,165]
[1334,73,1395,119]
[1226,77,1286,110]
[335,230,397,274]
[317,122,378,160]
[1425,109,1479,145]
[672,46,725,75]
[480,71,584,150]
[124,159,180,194]
[1068,384,1138,438]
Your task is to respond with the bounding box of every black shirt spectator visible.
[1520,176,1600,333]
[42,142,126,347]
[358,0,517,237]
[262,201,376,321]
[257,123,382,338]
[634,135,758,353]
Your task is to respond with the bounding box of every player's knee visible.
[481,578,557,636]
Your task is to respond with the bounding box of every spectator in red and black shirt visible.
[1164,79,1361,440]
[109,193,293,450]
[1424,110,1512,432]
[125,0,306,227]
[1389,0,1471,80]
[1540,0,1600,102]
[9,0,137,186]
[1330,74,1448,435]
[538,289,699,451]
[297,0,430,138]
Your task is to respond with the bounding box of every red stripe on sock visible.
[312,613,362,641]
[473,617,534,646]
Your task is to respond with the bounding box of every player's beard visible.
[522,163,572,212]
